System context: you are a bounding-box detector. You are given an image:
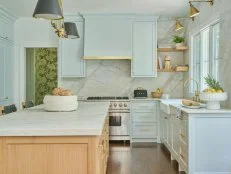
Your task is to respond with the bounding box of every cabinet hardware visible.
[164,117,168,119]
[180,133,185,138]
[4,97,8,100]
[0,36,8,40]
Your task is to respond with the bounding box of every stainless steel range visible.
[87,97,130,141]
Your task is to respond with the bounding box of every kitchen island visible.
[0,102,110,174]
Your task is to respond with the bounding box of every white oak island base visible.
[0,117,109,174]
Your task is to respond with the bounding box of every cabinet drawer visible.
[132,102,156,110]
[180,140,188,165]
[133,112,156,123]
[132,123,157,138]
[179,127,188,144]
[179,113,188,129]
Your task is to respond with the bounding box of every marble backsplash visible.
[59,20,186,98]
[60,60,184,98]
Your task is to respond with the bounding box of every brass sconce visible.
[189,0,214,21]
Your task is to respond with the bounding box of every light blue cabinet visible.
[0,39,14,105]
[0,41,5,101]
[131,100,158,143]
[131,21,157,77]
[84,16,132,58]
[60,20,86,77]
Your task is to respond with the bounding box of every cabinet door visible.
[132,21,157,77]
[0,40,5,101]
[4,42,14,102]
[171,116,180,159]
[60,21,86,77]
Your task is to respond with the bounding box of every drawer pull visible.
[164,117,168,119]
[180,133,185,138]
[140,129,151,132]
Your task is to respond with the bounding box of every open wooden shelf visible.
[157,47,188,52]
[157,69,188,72]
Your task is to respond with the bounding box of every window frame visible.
[189,19,220,95]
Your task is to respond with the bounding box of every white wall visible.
[184,0,231,108]
[14,18,59,108]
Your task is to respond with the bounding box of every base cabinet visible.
[131,101,158,143]
[0,117,109,174]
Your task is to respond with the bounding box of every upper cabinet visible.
[83,15,133,59]
[59,16,86,77]
[0,8,16,42]
[131,20,157,77]
[0,7,16,105]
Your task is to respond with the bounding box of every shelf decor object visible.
[175,65,189,72]
[33,0,63,20]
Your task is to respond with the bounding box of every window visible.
[191,21,220,92]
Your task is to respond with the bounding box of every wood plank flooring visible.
[107,143,180,174]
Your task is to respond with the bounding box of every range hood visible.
[83,15,133,60]
[83,56,132,60]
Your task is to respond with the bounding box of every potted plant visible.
[173,36,185,48]
[200,75,228,110]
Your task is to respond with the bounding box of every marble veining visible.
[0,102,110,136]
[60,20,186,99]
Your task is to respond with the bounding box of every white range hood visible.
[83,15,133,60]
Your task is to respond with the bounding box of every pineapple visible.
[204,75,224,93]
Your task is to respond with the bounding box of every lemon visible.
[217,90,224,93]
[211,89,216,93]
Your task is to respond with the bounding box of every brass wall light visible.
[176,20,184,31]
[189,0,214,21]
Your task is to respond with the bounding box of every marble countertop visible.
[170,103,231,114]
[0,102,110,136]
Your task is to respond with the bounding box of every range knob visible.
[124,103,127,107]
[119,103,123,107]
[114,103,117,107]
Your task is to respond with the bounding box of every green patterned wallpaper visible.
[35,48,58,105]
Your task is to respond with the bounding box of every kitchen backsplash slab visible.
[59,20,186,98]
[60,60,184,98]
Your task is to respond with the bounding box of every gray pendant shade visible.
[33,0,63,20]
[64,22,80,39]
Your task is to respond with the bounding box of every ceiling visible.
[1,0,189,18]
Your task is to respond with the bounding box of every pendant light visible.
[64,22,80,39]
[33,0,63,20]
[189,2,200,18]
[176,20,184,31]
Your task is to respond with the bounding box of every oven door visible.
[109,112,130,136]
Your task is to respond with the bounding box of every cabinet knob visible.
[5,97,8,100]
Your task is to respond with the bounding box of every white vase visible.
[175,43,184,48]
[43,95,78,112]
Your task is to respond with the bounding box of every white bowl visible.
[200,92,228,110]
[43,95,78,112]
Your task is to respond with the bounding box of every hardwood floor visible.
[107,143,180,174]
